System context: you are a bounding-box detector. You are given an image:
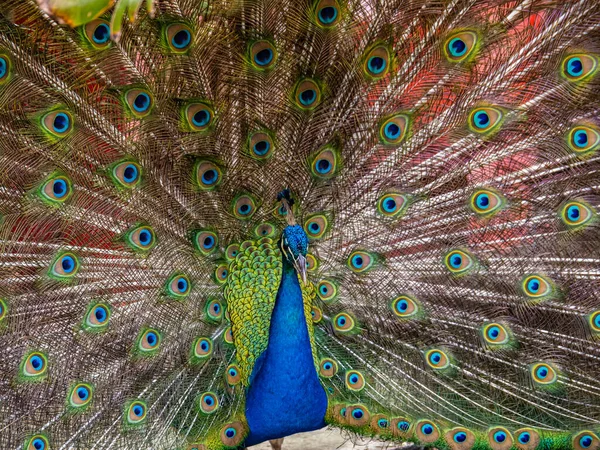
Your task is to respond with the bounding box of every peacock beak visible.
[295,254,307,285]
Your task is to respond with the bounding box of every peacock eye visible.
[40,175,73,204]
[304,214,329,239]
[470,189,504,216]
[425,349,450,370]
[562,54,598,81]
[206,299,224,322]
[391,295,419,318]
[185,102,214,131]
[0,54,11,84]
[111,161,141,188]
[377,192,409,217]
[444,249,475,275]
[69,382,93,407]
[394,419,411,433]
[363,45,391,79]
[589,310,600,333]
[444,31,478,62]
[468,107,503,134]
[333,312,356,334]
[311,306,322,323]
[124,88,154,117]
[232,194,257,220]
[194,230,218,256]
[198,392,219,414]
[0,298,7,324]
[127,225,156,252]
[310,147,339,179]
[294,79,321,109]
[249,131,275,160]
[226,364,241,385]
[416,421,440,443]
[530,362,557,385]
[573,431,599,450]
[319,358,338,377]
[126,400,147,424]
[568,125,600,154]
[224,326,234,345]
[42,110,73,137]
[84,19,111,49]
[345,370,365,391]
[347,250,376,273]
[489,428,512,446]
[560,201,594,229]
[195,160,223,190]
[50,252,79,279]
[137,328,161,353]
[220,422,244,447]
[314,0,341,27]
[84,303,111,330]
[193,337,213,360]
[165,23,193,53]
[254,222,276,238]
[379,114,409,145]
[522,274,552,299]
[481,322,510,345]
[306,253,318,272]
[515,428,540,447]
[167,274,191,298]
[250,40,277,69]
[27,435,49,450]
[22,352,48,378]
[317,279,338,302]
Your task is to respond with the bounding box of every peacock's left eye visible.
[22,352,48,378]
[314,0,341,27]
[294,79,321,109]
[41,175,73,204]
[562,54,598,81]
[304,214,329,239]
[425,349,450,370]
[50,252,79,279]
[127,225,156,251]
[317,279,338,302]
[560,201,594,228]
[138,328,161,353]
[522,274,552,298]
[444,31,478,62]
[26,435,49,450]
[165,23,193,53]
[470,189,504,216]
[42,110,73,137]
[249,131,275,160]
[347,250,376,273]
[84,19,111,49]
[232,194,257,220]
[363,45,391,79]
[250,40,277,69]
[126,400,147,424]
[568,125,600,154]
[206,299,224,322]
[319,358,338,377]
[111,161,141,188]
[226,364,241,385]
[333,312,356,333]
[469,107,503,134]
[185,102,214,131]
[124,88,154,117]
[310,147,339,179]
[530,362,557,385]
[167,274,191,298]
[377,192,409,217]
[198,392,219,414]
[69,382,93,408]
[444,249,474,275]
[345,370,365,391]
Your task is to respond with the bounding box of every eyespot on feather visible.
[306,253,318,272]
[346,404,370,427]
[310,147,339,179]
[294,78,321,110]
[166,274,191,299]
[481,322,511,346]
[530,362,558,386]
[184,102,214,132]
[164,23,193,53]
[425,348,451,370]
[126,225,156,252]
[0,298,7,324]
[470,189,505,216]
[198,392,219,414]
[391,418,412,438]
[379,114,409,145]
[347,250,376,273]
[136,328,161,354]
[488,427,513,450]
[226,364,241,385]
[26,435,49,450]
[42,110,73,138]
[0,53,11,84]
[444,31,478,62]
[468,106,503,134]
[560,200,595,229]
[377,192,409,218]
[205,298,224,322]
[21,351,48,378]
[248,130,275,160]
[567,125,600,154]
[313,0,342,27]
[50,252,79,279]
[572,431,600,450]
[249,40,277,70]
[124,88,154,118]
[193,337,213,361]
[304,214,329,239]
[224,326,234,345]
[214,263,229,285]
[83,302,111,331]
[444,249,475,275]
[219,422,245,447]
[521,274,553,299]
[416,420,440,444]
[83,19,111,49]
[514,428,541,450]
[254,222,277,238]
[562,53,598,81]
[332,312,356,334]
[445,427,476,450]
[311,306,322,323]
[195,160,223,190]
[40,175,73,204]
[232,194,258,220]
[194,230,218,256]
[111,161,141,188]
[391,295,420,319]
[319,358,338,378]
[68,382,93,408]
[345,370,365,391]
[125,400,147,425]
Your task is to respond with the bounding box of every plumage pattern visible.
[0,0,600,448]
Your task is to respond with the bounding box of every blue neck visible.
[244,257,327,446]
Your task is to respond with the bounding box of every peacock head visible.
[277,189,308,283]
[281,224,308,283]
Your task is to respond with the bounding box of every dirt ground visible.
[248,427,411,450]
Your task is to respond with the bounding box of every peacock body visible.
[0,0,600,449]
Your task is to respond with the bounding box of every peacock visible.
[1,0,600,449]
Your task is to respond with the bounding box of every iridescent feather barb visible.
[1,0,600,449]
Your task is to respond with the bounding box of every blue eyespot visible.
[384,122,400,140]
[77,386,89,400]
[367,56,386,74]
[61,256,75,273]
[123,164,139,183]
[315,158,331,174]
[454,432,467,443]
[396,299,408,313]
[53,112,70,133]
[318,6,338,24]
[488,326,500,339]
[493,431,506,443]
[567,205,580,221]
[567,57,583,77]
[476,193,489,209]
[398,420,410,431]
[254,48,273,66]
[450,254,462,269]
[351,254,364,268]
[349,374,359,384]
[94,306,108,323]
[172,29,191,49]
[132,92,151,113]
[253,140,270,156]
[337,316,346,327]
[473,110,490,129]
[323,362,332,370]
[430,352,441,364]
[53,179,68,198]
[192,110,211,127]
[176,278,188,293]
[228,368,237,376]
[93,23,110,44]
[133,405,144,416]
[595,314,600,328]
[309,221,321,233]
[30,355,43,370]
[536,366,548,379]
[32,438,46,450]
[580,435,593,448]
[205,396,214,406]
[527,278,540,294]
[352,408,364,419]
[519,432,531,444]
[201,169,218,185]
[213,303,221,314]
[421,424,433,435]
[319,285,328,295]
[238,204,250,215]
[448,37,467,57]
[146,332,157,347]
[0,56,6,79]
[203,235,214,249]
[574,129,589,148]
[300,89,317,106]
[225,427,236,438]
[138,229,152,246]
